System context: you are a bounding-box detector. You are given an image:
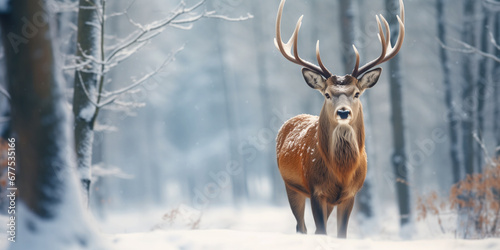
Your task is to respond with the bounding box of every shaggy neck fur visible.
[317,102,365,183]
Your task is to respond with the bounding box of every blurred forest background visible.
[0,0,499,241]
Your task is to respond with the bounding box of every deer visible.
[274,0,405,238]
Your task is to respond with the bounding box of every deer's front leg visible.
[337,196,355,238]
[311,193,327,234]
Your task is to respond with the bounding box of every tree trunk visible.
[475,6,491,172]
[385,0,410,228]
[461,0,475,176]
[437,0,461,184]
[0,1,100,248]
[339,0,356,73]
[73,0,102,204]
[495,13,500,158]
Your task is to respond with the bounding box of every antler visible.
[274,0,332,79]
[351,0,405,78]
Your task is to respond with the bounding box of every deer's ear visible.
[358,68,382,90]
[302,68,326,91]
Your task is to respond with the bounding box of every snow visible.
[93,205,500,249]
[2,205,500,249]
[106,231,500,250]
[79,104,96,122]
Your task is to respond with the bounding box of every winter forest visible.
[0,0,499,249]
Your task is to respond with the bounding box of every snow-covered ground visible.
[106,229,500,250]
[1,205,500,249]
[97,204,499,250]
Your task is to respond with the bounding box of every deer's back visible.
[276,114,320,195]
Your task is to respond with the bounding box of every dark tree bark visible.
[339,0,356,73]
[73,0,103,205]
[475,5,492,172]
[1,0,66,219]
[496,13,500,158]
[436,0,461,184]
[461,0,476,176]
[0,1,99,248]
[385,0,410,227]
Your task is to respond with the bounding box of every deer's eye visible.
[354,92,360,98]
[325,93,331,99]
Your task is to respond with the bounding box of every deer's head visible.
[275,0,405,124]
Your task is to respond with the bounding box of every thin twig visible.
[0,85,10,100]
[97,46,183,107]
[488,31,500,51]
[473,132,494,166]
[77,71,100,108]
[437,37,500,63]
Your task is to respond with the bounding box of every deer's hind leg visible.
[285,185,307,234]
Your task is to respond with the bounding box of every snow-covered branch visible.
[473,132,494,167]
[92,163,134,179]
[104,0,252,65]
[97,46,183,108]
[76,71,101,108]
[489,32,500,51]
[437,37,500,63]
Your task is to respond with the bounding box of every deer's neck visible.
[317,103,365,177]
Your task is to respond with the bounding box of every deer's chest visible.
[310,165,365,205]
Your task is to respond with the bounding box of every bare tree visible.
[461,0,476,176]
[496,12,500,158]
[68,0,251,202]
[436,0,461,184]
[0,1,101,248]
[439,0,500,159]
[385,0,410,228]
[475,3,493,173]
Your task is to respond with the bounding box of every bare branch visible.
[437,37,500,63]
[203,12,254,22]
[92,163,134,179]
[77,71,100,108]
[0,85,10,100]
[489,31,500,51]
[104,41,150,71]
[104,0,246,63]
[473,132,494,167]
[98,46,183,108]
[76,43,107,65]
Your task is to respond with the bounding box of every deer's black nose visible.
[337,110,350,119]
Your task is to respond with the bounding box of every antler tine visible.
[316,41,332,77]
[380,14,405,63]
[274,0,297,63]
[351,45,360,76]
[352,0,405,77]
[379,15,391,51]
[353,15,388,77]
[274,0,331,78]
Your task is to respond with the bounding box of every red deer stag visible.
[275,0,405,237]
